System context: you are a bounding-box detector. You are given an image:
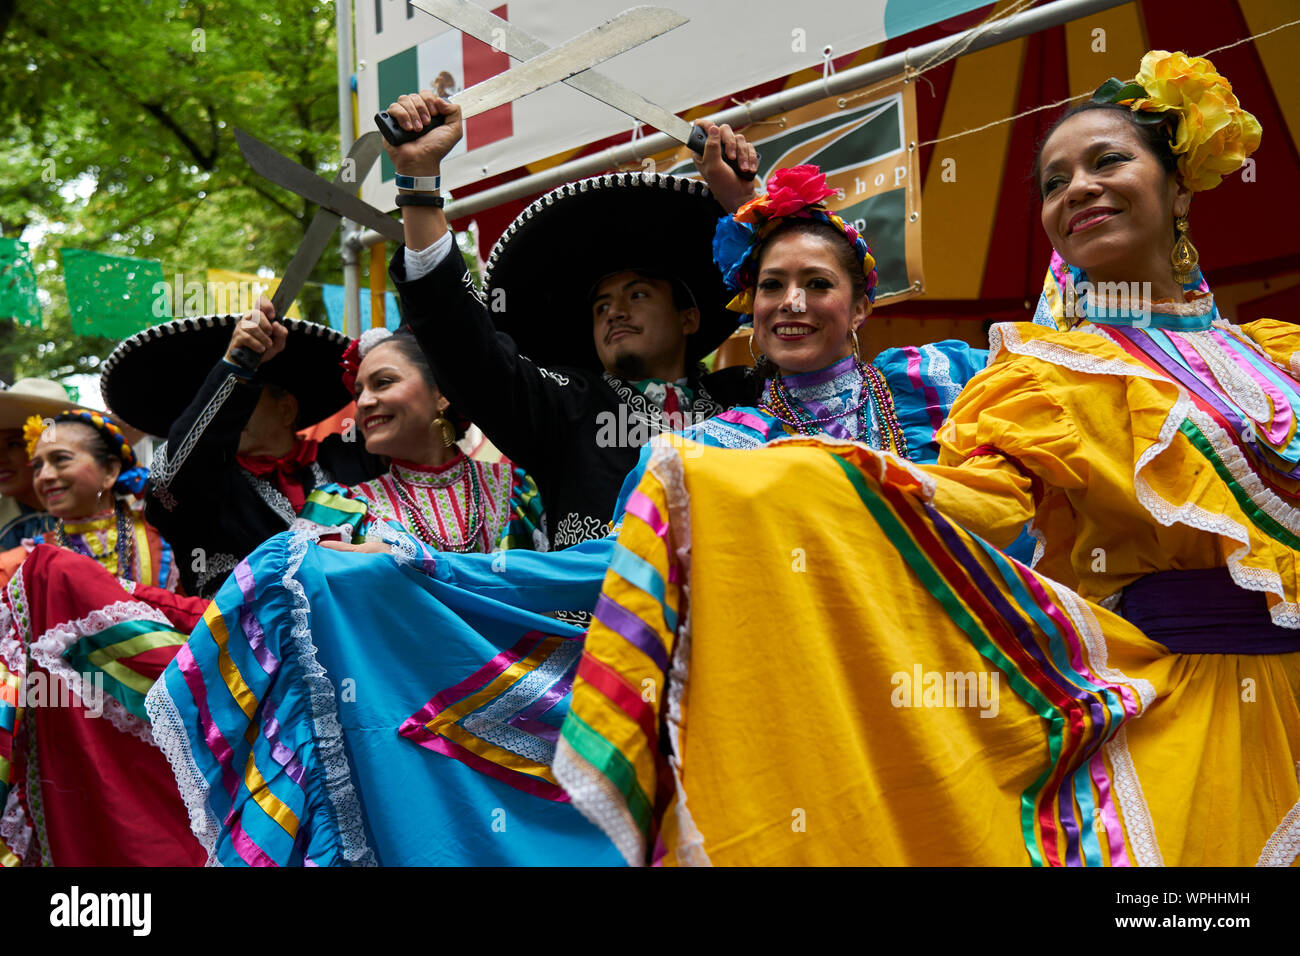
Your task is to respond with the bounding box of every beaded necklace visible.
[56,500,135,579]
[762,361,909,458]
[388,460,486,553]
[861,363,909,459]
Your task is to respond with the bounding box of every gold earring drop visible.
[748,332,764,366]
[431,416,456,448]
[1171,216,1199,286]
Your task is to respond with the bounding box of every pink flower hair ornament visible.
[713,165,877,316]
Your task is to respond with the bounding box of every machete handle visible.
[228,345,260,371]
[687,125,758,182]
[227,317,282,372]
[375,110,447,147]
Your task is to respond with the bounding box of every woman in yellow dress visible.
[558,51,1299,866]
[923,50,1297,866]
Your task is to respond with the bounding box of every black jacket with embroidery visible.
[390,245,750,550]
[144,360,385,597]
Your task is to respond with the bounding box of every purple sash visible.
[1117,567,1300,654]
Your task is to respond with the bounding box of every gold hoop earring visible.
[850,328,861,362]
[431,416,456,449]
[747,330,764,367]
[1171,215,1199,286]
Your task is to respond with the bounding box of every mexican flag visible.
[376,4,515,182]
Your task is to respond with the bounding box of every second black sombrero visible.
[100,315,354,438]
[483,172,735,373]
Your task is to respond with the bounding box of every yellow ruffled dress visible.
[922,303,1300,867]
[556,297,1300,867]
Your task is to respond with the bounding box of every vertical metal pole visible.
[369,244,387,328]
[335,0,360,338]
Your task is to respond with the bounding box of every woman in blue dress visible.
[145,157,991,866]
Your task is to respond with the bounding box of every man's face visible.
[590,272,700,380]
[238,388,299,456]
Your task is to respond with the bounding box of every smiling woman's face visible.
[1037,109,1189,290]
[354,341,445,462]
[30,423,119,519]
[752,230,868,375]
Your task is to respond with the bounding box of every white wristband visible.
[395,173,441,192]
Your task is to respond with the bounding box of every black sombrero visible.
[99,315,354,437]
[483,172,735,372]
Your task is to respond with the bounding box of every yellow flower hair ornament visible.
[23,409,149,497]
[1091,50,1261,192]
[22,414,49,457]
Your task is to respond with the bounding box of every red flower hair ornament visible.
[339,328,395,393]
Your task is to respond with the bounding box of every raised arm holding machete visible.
[382,90,760,554]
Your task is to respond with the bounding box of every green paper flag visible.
[0,237,42,326]
[61,248,165,338]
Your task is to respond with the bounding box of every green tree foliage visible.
[0,0,357,385]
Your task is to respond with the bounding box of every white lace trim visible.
[1050,580,1157,710]
[991,322,1152,381]
[1088,290,1216,319]
[919,343,965,406]
[552,738,645,866]
[1,788,32,861]
[1101,723,1166,867]
[1189,407,1300,538]
[1257,796,1300,866]
[1027,518,1046,569]
[0,613,23,674]
[144,679,221,864]
[691,417,767,450]
[1161,408,1300,627]
[288,517,355,544]
[374,521,424,568]
[29,600,167,745]
[283,526,377,866]
[997,323,1300,628]
[1181,331,1270,424]
[647,440,711,867]
[552,436,714,866]
[1046,580,1163,867]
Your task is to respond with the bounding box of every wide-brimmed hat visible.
[100,315,354,437]
[0,378,82,430]
[483,172,735,372]
[0,378,143,443]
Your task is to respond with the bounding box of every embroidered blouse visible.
[928,268,1300,626]
[298,453,546,554]
[688,343,987,461]
[42,505,180,590]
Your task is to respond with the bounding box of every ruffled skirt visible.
[0,545,207,866]
[555,438,1300,866]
